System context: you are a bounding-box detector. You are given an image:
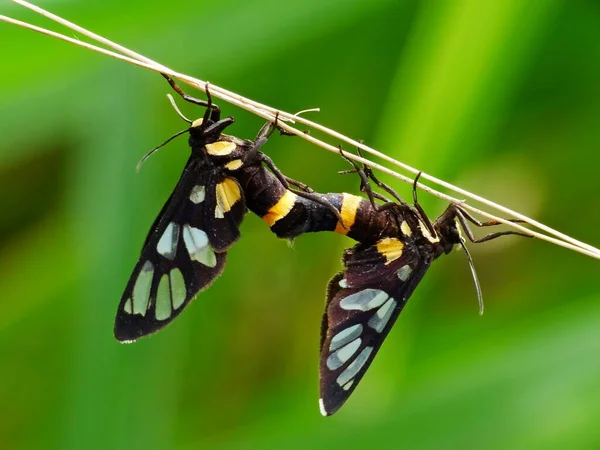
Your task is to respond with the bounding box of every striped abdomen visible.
[234,165,400,244]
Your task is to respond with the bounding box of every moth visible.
[115,80,278,342]
[315,157,530,415]
[115,77,334,342]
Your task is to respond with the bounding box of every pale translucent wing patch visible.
[318,239,430,416]
[182,225,217,267]
[156,222,180,260]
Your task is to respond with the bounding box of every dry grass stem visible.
[3,0,599,260]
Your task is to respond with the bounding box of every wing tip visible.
[114,325,138,343]
[319,398,330,417]
[113,317,146,343]
[318,397,342,417]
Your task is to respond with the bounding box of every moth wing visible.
[115,161,245,342]
[319,238,430,416]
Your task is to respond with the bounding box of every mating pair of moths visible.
[115,77,527,416]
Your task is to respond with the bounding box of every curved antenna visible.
[166,94,192,124]
[136,128,189,172]
[294,107,320,116]
[459,237,484,315]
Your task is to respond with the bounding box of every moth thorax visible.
[434,218,461,254]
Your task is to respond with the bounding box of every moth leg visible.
[259,153,343,222]
[243,111,285,164]
[363,164,407,206]
[455,206,528,227]
[453,207,532,243]
[162,74,221,122]
[346,144,408,206]
[253,111,297,146]
[337,146,397,212]
[284,176,314,193]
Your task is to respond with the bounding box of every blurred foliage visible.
[1,0,600,449]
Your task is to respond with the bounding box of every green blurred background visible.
[2,0,600,449]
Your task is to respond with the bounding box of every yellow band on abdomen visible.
[263,191,298,227]
[334,193,362,234]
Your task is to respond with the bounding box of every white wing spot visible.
[330,324,363,352]
[132,261,154,316]
[338,278,348,288]
[124,298,133,314]
[189,185,206,204]
[397,264,412,281]
[367,298,396,333]
[340,289,388,311]
[156,222,180,260]
[326,338,361,370]
[342,380,354,391]
[155,274,172,321]
[170,268,186,309]
[336,346,373,387]
[183,225,217,267]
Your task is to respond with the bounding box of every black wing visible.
[319,237,430,416]
[115,159,246,342]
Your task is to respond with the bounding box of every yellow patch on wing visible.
[224,159,243,171]
[206,141,237,156]
[334,194,362,234]
[191,118,204,128]
[376,237,405,264]
[262,191,298,226]
[214,178,242,218]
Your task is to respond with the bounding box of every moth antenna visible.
[459,237,484,315]
[136,128,189,172]
[275,108,320,126]
[167,94,192,124]
[294,107,320,116]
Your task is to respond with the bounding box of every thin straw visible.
[3,1,599,260]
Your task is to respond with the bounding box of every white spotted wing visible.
[115,157,245,342]
[319,238,430,416]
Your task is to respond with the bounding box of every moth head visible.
[188,117,209,140]
[188,115,235,144]
[433,213,461,254]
